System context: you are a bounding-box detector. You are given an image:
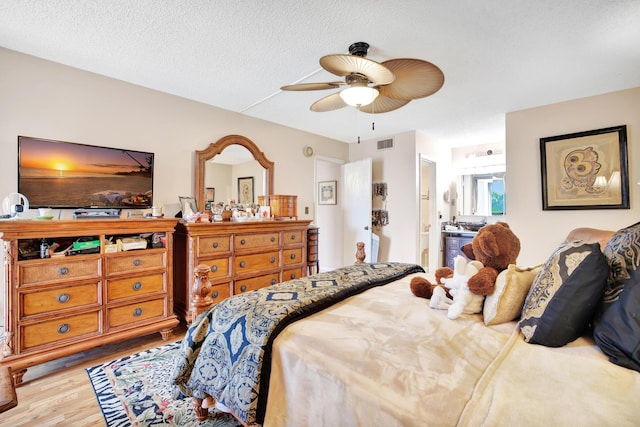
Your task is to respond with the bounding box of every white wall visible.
[0,47,349,326]
[506,87,640,266]
[205,163,232,203]
[349,132,417,263]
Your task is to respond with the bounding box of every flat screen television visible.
[18,136,154,209]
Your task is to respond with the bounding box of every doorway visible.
[419,156,437,272]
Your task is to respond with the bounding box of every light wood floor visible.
[0,324,187,427]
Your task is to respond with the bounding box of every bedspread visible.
[264,272,640,426]
[171,262,424,425]
[263,272,515,427]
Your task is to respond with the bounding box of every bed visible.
[172,227,640,426]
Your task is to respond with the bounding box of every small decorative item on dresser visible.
[270,195,297,219]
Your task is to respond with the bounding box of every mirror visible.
[458,171,506,216]
[195,135,274,212]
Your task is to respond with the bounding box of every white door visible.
[342,158,372,265]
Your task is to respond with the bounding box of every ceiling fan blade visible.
[378,58,444,100]
[281,82,345,91]
[310,93,347,112]
[358,94,410,114]
[320,54,395,85]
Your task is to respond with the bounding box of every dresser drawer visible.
[197,235,231,257]
[282,267,304,281]
[283,248,303,266]
[108,298,166,328]
[20,311,100,350]
[107,273,164,302]
[209,282,231,304]
[283,230,304,246]
[199,257,231,280]
[234,251,279,275]
[104,251,165,276]
[19,257,101,286]
[234,273,279,294]
[234,233,279,250]
[21,282,100,317]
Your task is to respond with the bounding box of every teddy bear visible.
[435,255,485,319]
[409,267,454,299]
[409,221,520,299]
[461,222,520,296]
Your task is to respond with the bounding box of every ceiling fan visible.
[280,42,444,114]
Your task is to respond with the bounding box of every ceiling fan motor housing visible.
[349,42,370,57]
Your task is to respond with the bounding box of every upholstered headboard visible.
[566,227,615,251]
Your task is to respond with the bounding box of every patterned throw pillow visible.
[593,221,640,372]
[483,264,542,326]
[519,240,608,347]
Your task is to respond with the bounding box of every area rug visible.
[86,341,241,427]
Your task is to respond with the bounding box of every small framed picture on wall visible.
[318,180,337,205]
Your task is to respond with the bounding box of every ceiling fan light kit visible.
[281,42,444,114]
[340,85,379,107]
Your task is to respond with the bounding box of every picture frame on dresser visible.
[540,125,629,210]
[179,196,198,216]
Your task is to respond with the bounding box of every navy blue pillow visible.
[519,240,608,347]
[593,221,640,372]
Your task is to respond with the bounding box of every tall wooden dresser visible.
[307,225,319,275]
[173,219,311,322]
[0,219,179,386]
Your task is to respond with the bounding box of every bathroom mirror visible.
[194,135,274,212]
[457,171,506,216]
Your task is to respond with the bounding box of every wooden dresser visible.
[0,219,179,386]
[173,220,311,322]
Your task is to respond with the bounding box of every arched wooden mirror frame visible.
[194,134,275,212]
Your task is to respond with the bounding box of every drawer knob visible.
[212,290,219,298]
[240,285,247,292]
[290,234,296,240]
[57,293,70,303]
[271,237,276,242]
[290,273,296,279]
[270,278,277,285]
[57,323,70,334]
[270,257,276,263]
[133,259,142,266]
[290,253,296,260]
[213,242,219,248]
[133,307,143,317]
[239,261,246,268]
[210,265,218,273]
[240,239,246,245]
[58,267,69,275]
[132,281,143,291]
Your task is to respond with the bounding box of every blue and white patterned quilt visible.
[171,262,424,425]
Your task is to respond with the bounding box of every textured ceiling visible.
[1,0,639,146]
